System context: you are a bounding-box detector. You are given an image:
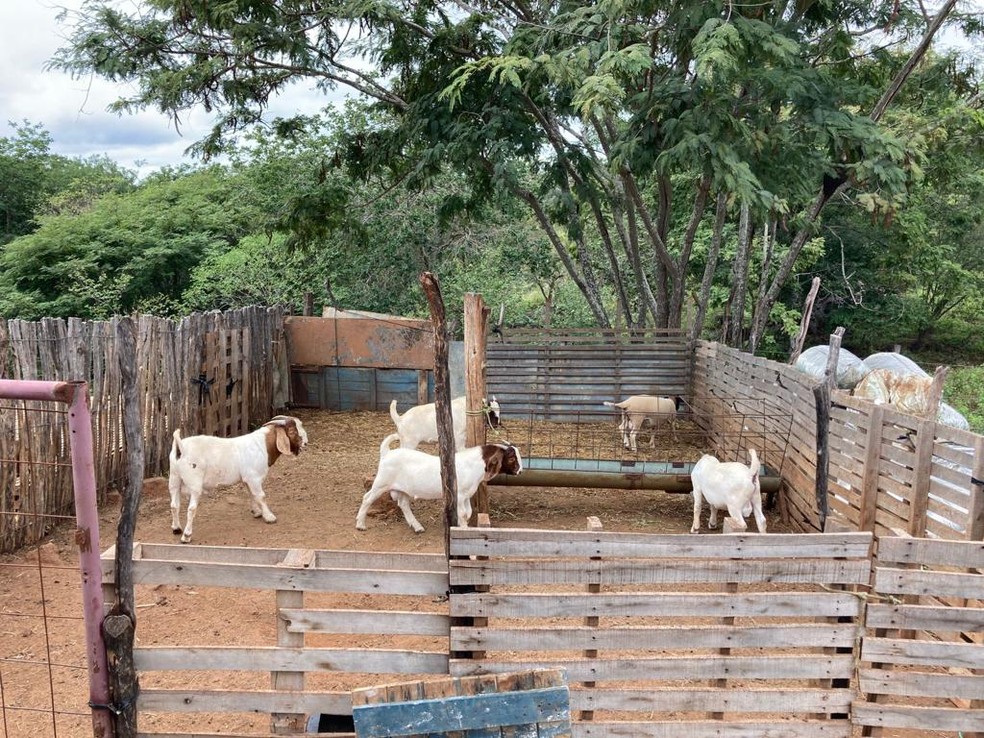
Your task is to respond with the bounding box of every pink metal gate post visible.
[0,379,114,738]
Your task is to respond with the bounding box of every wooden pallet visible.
[351,670,571,737]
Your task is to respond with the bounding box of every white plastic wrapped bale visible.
[857,354,970,430]
[863,351,928,377]
[793,345,870,389]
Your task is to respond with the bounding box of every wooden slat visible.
[138,688,352,714]
[450,654,856,681]
[872,567,984,599]
[876,536,984,568]
[449,528,873,559]
[858,668,984,700]
[865,602,984,632]
[570,688,853,714]
[282,609,450,636]
[450,558,871,587]
[450,592,863,619]
[571,721,849,737]
[451,624,857,651]
[860,637,984,669]
[852,703,984,731]
[135,647,449,674]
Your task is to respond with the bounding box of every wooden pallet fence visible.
[100,542,450,738]
[487,328,691,421]
[854,536,984,735]
[828,392,984,540]
[693,341,822,532]
[0,307,284,553]
[448,526,873,738]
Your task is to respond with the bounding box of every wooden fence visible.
[105,528,984,738]
[693,340,824,532]
[854,536,984,734]
[100,541,450,736]
[0,307,286,552]
[487,328,691,420]
[827,391,984,541]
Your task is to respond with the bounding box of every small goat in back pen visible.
[690,448,766,533]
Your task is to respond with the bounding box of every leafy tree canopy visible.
[53,0,980,342]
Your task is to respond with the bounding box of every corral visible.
[1,307,983,738]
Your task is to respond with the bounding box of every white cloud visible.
[1,0,343,177]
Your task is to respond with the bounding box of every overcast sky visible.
[0,0,342,177]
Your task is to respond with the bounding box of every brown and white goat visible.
[603,394,685,452]
[356,434,523,533]
[167,415,309,543]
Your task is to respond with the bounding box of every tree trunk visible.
[724,202,753,348]
[689,192,729,342]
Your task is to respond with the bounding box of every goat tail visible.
[379,433,400,461]
[171,429,183,459]
[602,401,617,408]
[389,399,401,427]
[748,448,760,484]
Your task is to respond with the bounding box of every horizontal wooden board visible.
[138,688,351,714]
[134,647,449,674]
[865,602,984,632]
[872,567,984,599]
[860,637,984,669]
[876,537,984,568]
[119,559,448,595]
[450,592,862,619]
[569,687,853,714]
[451,623,856,651]
[449,528,873,559]
[450,558,871,587]
[450,654,855,680]
[852,703,984,731]
[281,609,450,636]
[858,668,984,700]
[569,720,850,737]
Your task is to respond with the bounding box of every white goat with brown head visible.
[167,415,309,543]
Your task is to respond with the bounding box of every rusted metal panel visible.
[285,314,433,370]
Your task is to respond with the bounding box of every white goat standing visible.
[355,434,523,533]
[389,395,501,451]
[168,415,309,543]
[603,395,684,452]
[690,448,766,534]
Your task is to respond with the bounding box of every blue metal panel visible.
[351,686,571,737]
[314,367,430,411]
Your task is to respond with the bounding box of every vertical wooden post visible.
[968,435,984,541]
[103,317,144,738]
[420,272,457,557]
[580,516,603,722]
[302,292,313,316]
[907,418,936,539]
[788,276,821,365]
[858,406,884,533]
[271,549,313,733]
[464,294,490,523]
[814,327,843,531]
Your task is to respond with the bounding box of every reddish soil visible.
[1,408,793,738]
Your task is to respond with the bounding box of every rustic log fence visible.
[98,528,984,738]
[0,306,286,552]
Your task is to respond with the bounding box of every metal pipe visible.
[0,379,115,737]
[65,382,115,738]
[491,468,782,494]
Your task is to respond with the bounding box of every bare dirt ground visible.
[1,407,791,738]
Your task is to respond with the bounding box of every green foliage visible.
[0,167,260,319]
[944,366,984,434]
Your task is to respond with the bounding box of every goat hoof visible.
[263,513,277,523]
[689,527,700,534]
[355,523,367,531]
[171,527,182,535]
[180,535,191,544]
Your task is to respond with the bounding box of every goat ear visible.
[484,448,503,478]
[275,426,292,455]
